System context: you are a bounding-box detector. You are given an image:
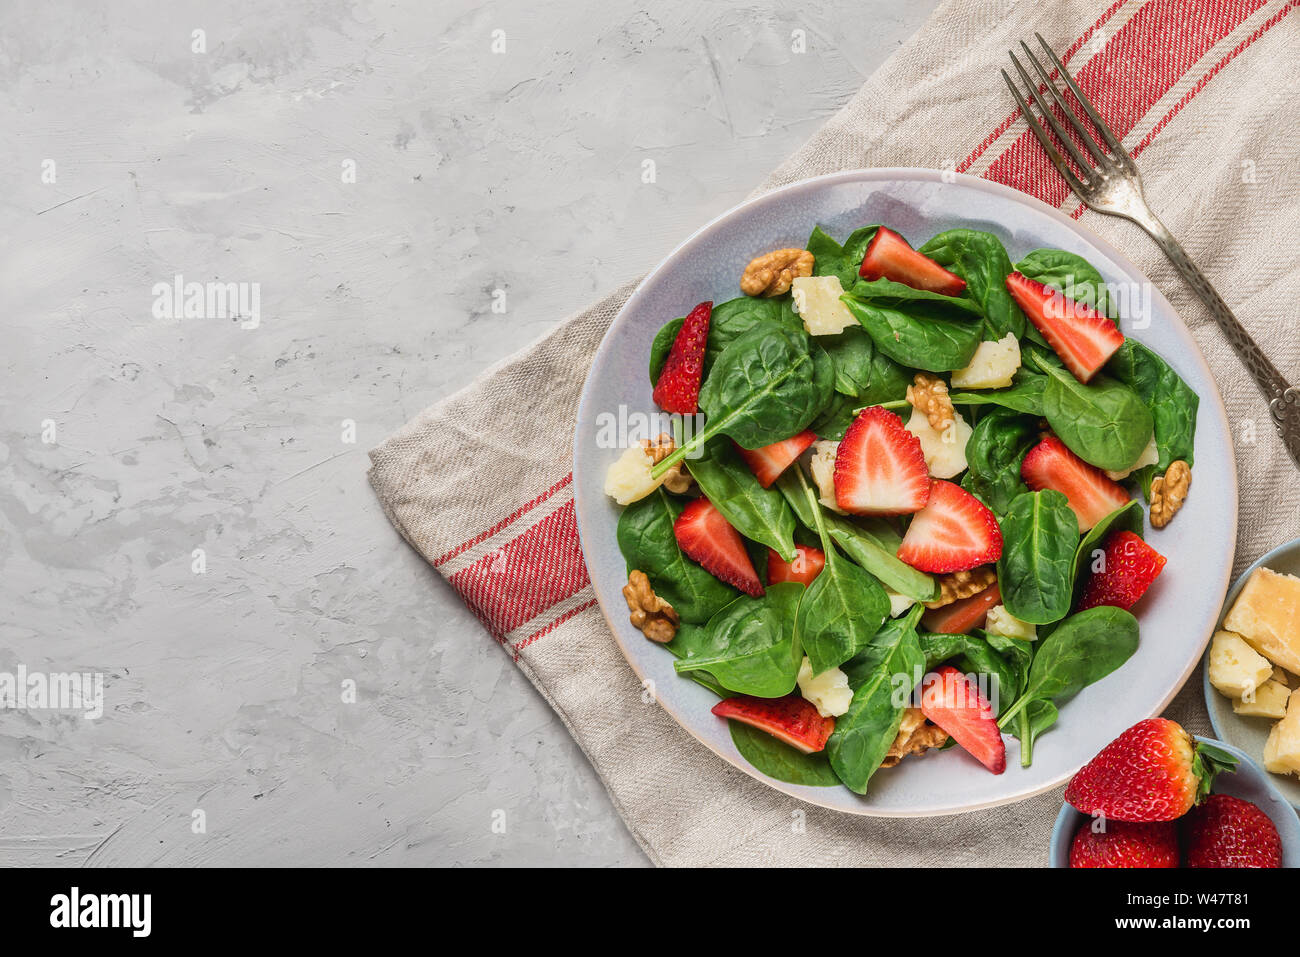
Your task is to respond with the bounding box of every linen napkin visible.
[369,0,1300,866]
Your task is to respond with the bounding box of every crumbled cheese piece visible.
[1208,630,1275,699]
[884,588,917,619]
[791,276,857,336]
[985,604,1037,641]
[809,440,846,514]
[797,656,853,717]
[904,407,972,479]
[603,445,666,505]
[949,333,1021,389]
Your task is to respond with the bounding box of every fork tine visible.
[1019,41,1111,169]
[1035,32,1133,165]
[1000,68,1090,197]
[1008,48,1097,181]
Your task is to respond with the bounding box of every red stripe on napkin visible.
[449,498,590,640]
[983,0,1264,205]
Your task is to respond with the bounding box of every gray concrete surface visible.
[0,0,939,866]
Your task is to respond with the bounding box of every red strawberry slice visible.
[673,497,764,596]
[767,544,826,587]
[921,582,1001,635]
[1183,794,1282,868]
[652,300,711,413]
[859,226,967,296]
[736,430,817,488]
[713,694,835,753]
[897,480,1003,573]
[1069,819,1180,868]
[1065,718,1237,822]
[834,406,931,515]
[1021,436,1130,531]
[1076,530,1167,612]
[920,665,1006,774]
[1005,272,1124,383]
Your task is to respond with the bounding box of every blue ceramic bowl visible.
[1049,738,1300,866]
[1204,536,1300,810]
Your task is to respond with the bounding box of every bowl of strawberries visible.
[1050,718,1300,867]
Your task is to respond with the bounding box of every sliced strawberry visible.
[767,544,826,587]
[897,480,1003,573]
[834,406,931,515]
[652,300,711,413]
[920,665,1006,774]
[1076,530,1167,612]
[1005,272,1124,383]
[713,694,835,754]
[673,497,764,596]
[859,226,967,296]
[736,430,817,488]
[1021,436,1130,531]
[921,582,1002,635]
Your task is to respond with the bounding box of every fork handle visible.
[1137,215,1300,466]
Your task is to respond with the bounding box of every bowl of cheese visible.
[1205,537,1300,809]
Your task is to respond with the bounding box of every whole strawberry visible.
[1065,718,1236,822]
[1069,819,1179,868]
[1184,795,1282,868]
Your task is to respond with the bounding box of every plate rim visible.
[573,166,1238,817]
[1203,535,1300,808]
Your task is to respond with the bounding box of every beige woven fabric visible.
[369,0,1300,866]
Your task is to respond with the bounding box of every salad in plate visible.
[603,221,1198,796]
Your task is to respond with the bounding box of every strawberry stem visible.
[1191,740,1239,804]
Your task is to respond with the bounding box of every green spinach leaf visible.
[807,224,879,288]
[1038,361,1154,471]
[617,488,738,623]
[1015,248,1115,320]
[729,720,842,786]
[794,470,890,673]
[998,605,1139,734]
[996,490,1080,625]
[919,228,1025,340]
[961,408,1039,515]
[825,605,925,794]
[843,292,983,372]
[949,369,1047,416]
[673,582,806,697]
[1107,339,1198,495]
[663,623,729,696]
[820,325,911,401]
[686,438,798,561]
[655,324,828,475]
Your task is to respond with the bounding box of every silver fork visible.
[1003,33,1300,466]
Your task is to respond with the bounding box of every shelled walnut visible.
[880,708,950,767]
[924,566,998,610]
[1149,460,1190,528]
[740,248,814,297]
[641,433,692,494]
[907,373,955,432]
[623,570,678,643]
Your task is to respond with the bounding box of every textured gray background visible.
[0,0,938,866]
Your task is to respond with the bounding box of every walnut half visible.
[740,248,814,297]
[1149,460,1190,528]
[640,433,692,494]
[907,373,955,432]
[880,708,950,768]
[924,565,998,610]
[623,570,679,643]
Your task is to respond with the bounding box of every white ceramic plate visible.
[573,168,1237,816]
[1204,537,1300,809]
